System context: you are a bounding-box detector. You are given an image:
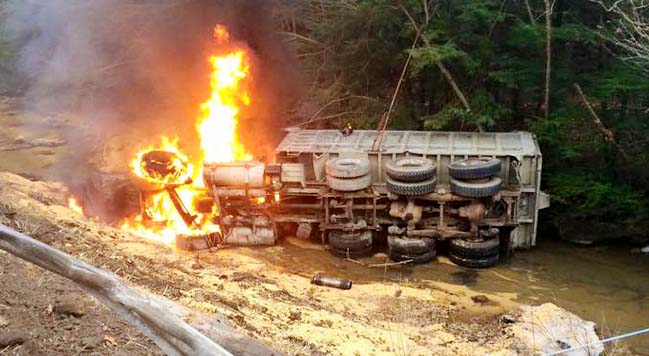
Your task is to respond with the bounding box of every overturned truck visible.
[192,128,549,268]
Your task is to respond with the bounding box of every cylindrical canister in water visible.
[311,275,352,290]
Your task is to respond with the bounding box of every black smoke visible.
[5,0,300,172]
[4,0,301,218]
[3,0,301,219]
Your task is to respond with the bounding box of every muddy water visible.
[253,238,649,354]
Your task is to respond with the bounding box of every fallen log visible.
[0,223,266,356]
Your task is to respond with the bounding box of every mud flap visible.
[538,191,550,210]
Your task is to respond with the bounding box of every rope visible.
[540,327,649,356]
[371,24,422,152]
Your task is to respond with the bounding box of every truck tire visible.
[326,174,371,191]
[449,253,499,269]
[448,157,501,180]
[449,238,499,259]
[385,157,436,182]
[388,248,436,264]
[330,245,373,259]
[387,235,435,255]
[385,176,436,196]
[326,157,370,178]
[329,230,372,251]
[450,177,501,197]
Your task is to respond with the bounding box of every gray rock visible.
[510,303,603,356]
[55,296,86,317]
[81,336,102,350]
[471,294,490,304]
[0,330,27,347]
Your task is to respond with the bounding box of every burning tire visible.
[326,174,371,192]
[385,157,436,182]
[328,230,372,251]
[449,237,499,268]
[326,157,370,178]
[450,177,501,198]
[385,176,436,196]
[448,157,501,180]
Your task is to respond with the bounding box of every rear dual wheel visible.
[326,157,372,191]
[387,235,436,264]
[328,230,373,258]
[448,158,501,180]
[385,157,437,196]
[448,158,502,198]
[450,177,502,198]
[385,157,436,182]
[448,237,500,268]
[385,176,436,196]
[326,174,371,191]
[326,157,370,178]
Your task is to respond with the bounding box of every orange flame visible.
[129,136,194,186]
[197,51,251,163]
[68,197,84,215]
[213,24,229,44]
[120,24,252,246]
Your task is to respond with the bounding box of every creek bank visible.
[0,171,607,356]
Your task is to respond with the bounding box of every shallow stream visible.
[265,237,649,354]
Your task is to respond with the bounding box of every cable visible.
[540,327,649,356]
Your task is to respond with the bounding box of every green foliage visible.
[548,173,643,219]
[287,0,649,241]
[409,43,475,75]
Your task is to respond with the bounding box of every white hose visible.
[540,327,649,356]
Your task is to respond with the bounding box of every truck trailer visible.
[194,128,549,268]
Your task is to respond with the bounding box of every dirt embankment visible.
[0,251,161,356]
[0,171,530,356]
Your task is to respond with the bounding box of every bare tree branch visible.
[573,83,630,161]
[524,0,537,24]
[372,28,421,150]
[399,2,479,130]
[592,0,649,69]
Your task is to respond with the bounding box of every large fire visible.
[120,24,252,246]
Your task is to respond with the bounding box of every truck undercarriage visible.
[137,129,549,269]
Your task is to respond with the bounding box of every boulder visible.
[510,303,603,356]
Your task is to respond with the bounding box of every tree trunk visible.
[543,0,553,119]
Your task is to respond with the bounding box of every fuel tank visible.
[203,161,266,188]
